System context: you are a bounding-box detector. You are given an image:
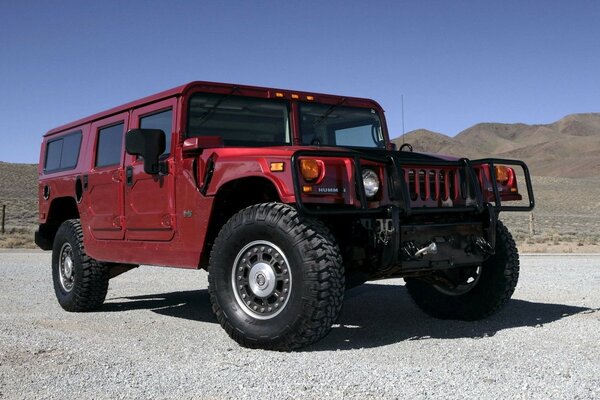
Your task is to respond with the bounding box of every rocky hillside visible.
[392,113,600,177]
[0,162,38,246]
[0,161,38,199]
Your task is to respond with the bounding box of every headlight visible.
[362,168,380,198]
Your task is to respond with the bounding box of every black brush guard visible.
[291,150,535,216]
[291,150,535,273]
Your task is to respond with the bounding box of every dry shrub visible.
[0,231,37,248]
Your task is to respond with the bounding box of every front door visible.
[87,113,128,240]
[124,98,177,241]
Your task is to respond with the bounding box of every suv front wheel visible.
[208,203,344,350]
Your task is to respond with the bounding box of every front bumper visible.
[361,204,497,277]
[290,150,527,275]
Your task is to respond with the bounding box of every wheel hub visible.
[231,241,292,320]
[248,262,276,297]
[64,257,73,278]
[433,266,482,296]
[59,243,75,292]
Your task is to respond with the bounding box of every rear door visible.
[124,98,177,241]
[87,113,128,240]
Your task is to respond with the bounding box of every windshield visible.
[187,93,291,146]
[299,102,385,148]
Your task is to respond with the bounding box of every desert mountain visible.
[392,113,600,177]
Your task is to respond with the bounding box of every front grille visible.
[404,167,478,208]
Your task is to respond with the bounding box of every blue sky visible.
[1,1,599,163]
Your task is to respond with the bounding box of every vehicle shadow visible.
[103,290,217,323]
[308,283,596,351]
[101,283,595,351]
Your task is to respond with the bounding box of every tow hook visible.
[473,236,494,257]
[414,242,438,257]
[375,218,395,245]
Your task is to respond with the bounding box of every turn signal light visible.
[495,165,517,191]
[300,159,322,182]
[495,165,509,184]
[270,162,284,172]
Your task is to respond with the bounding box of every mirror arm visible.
[158,161,169,176]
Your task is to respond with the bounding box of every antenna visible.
[401,95,405,145]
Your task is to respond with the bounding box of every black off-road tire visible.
[52,219,109,312]
[208,203,345,350]
[405,220,519,320]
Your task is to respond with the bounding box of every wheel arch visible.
[36,196,81,250]
[200,176,284,268]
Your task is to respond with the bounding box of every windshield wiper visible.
[312,97,347,128]
[196,86,240,126]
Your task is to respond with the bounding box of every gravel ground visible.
[0,251,599,399]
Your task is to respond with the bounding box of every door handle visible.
[126,166,133,186]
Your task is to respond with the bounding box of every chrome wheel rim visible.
[59,242,75,292]
[231,240,292,320]
[434,266,482,296]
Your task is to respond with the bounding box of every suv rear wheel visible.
[405,220,519,320]
[52,219,109,311]
[208,203,344,350]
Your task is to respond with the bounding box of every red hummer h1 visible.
[36,81,534,350]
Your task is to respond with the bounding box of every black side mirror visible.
[125,129,166,174]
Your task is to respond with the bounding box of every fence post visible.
[528,213,535,236]
[1,204,5,234]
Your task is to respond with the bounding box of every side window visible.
[45,140,62,171]
[60,134,82,169]
[96,123,124,168]
[44,131,82,172]
[140,109,172,156]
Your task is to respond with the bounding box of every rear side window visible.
[96,123,124,167]
[140,109,172,156]
[44,131,82,172]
